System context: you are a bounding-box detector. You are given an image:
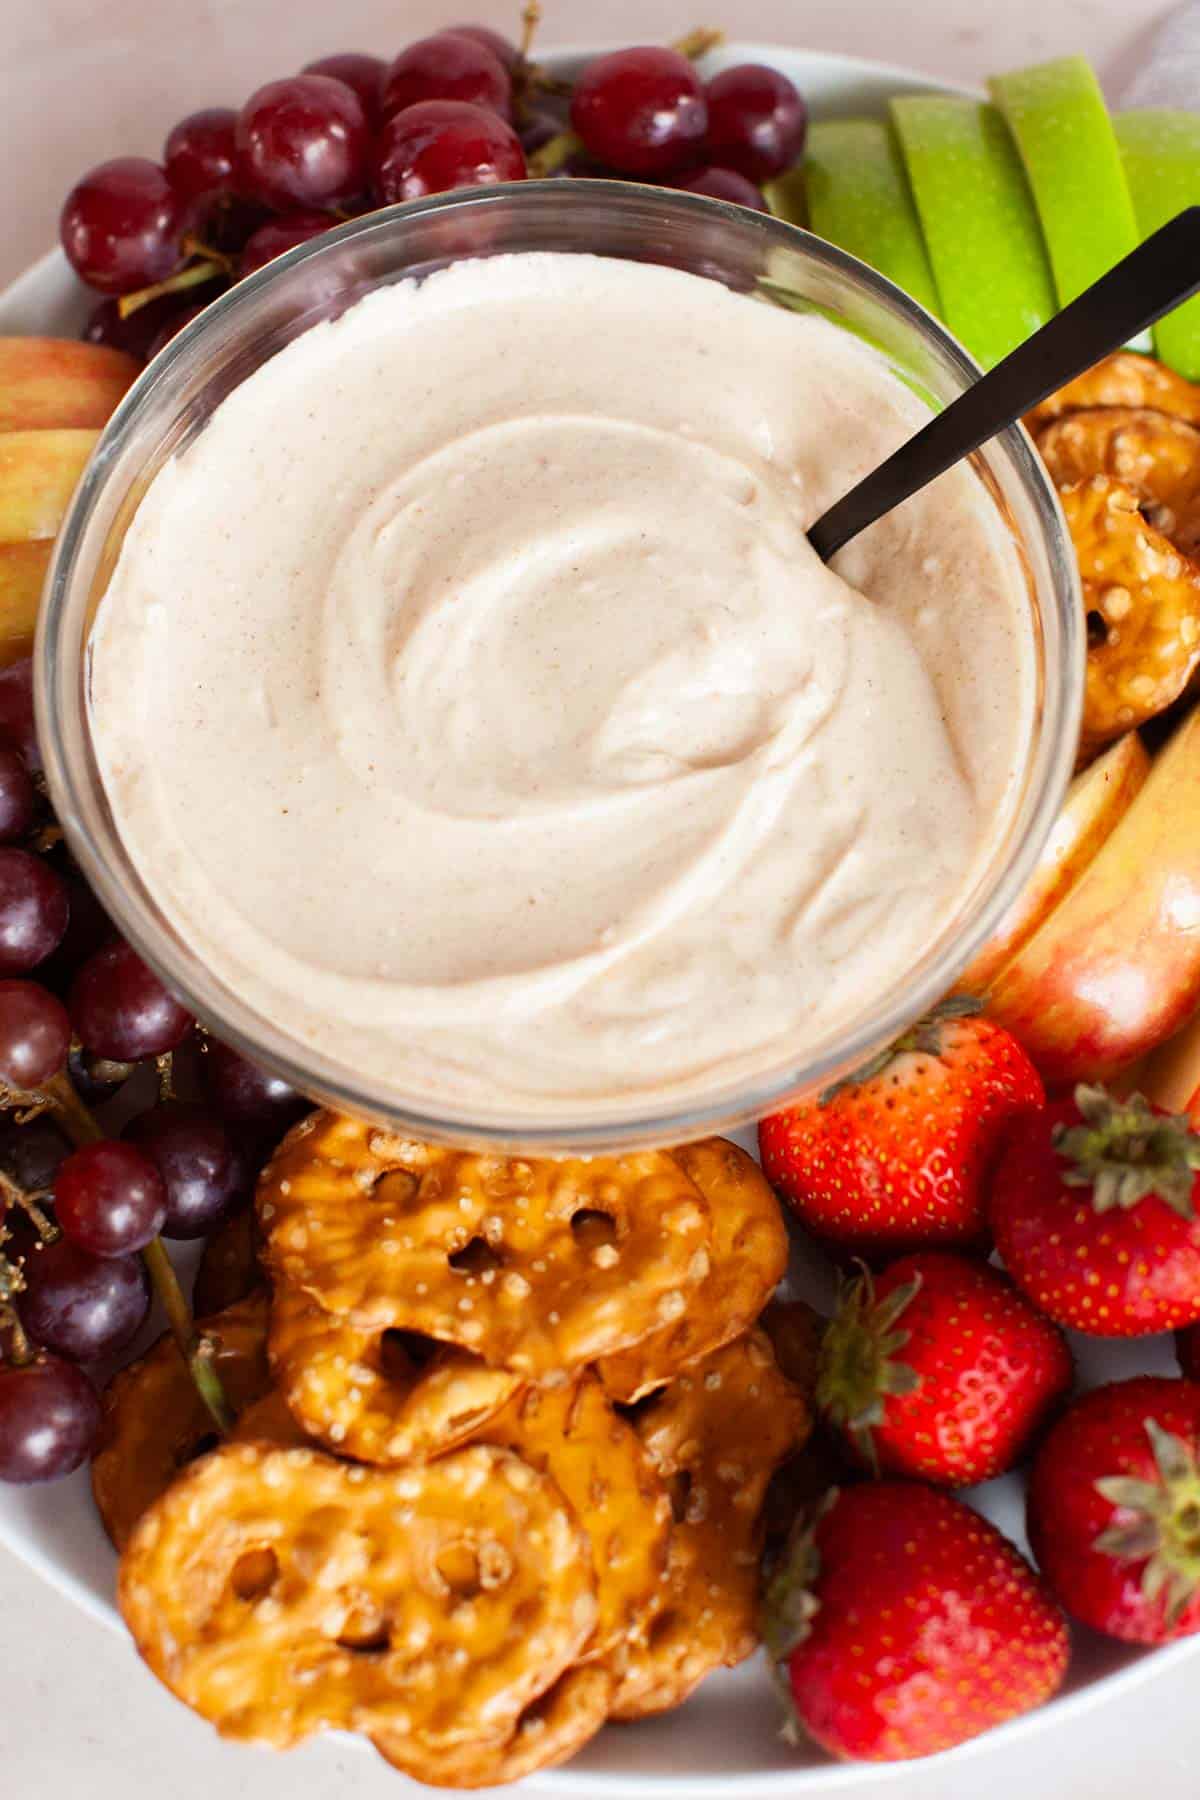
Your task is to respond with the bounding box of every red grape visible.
[82,291,202,361]
[0,749,35,844]
[202,1039,308,1134]
[0,1117,70,1193]
[69,940,193,1062]
[303,52,387,122]
[18,1237,149,1362]
[382,32,512,121]
[203,197,272,254]
[146,300,209,358]
[238,210,331,278]
[164,107,238,203]
[0,1355,100,1483]
[55,1140,166,1258]
[41,869,112,982]
[235,74,370,212]
[670,165,766,210]
[450,24,520,71]
[125,1100,247,1238]
[373,100,525,203]
[519,110,563,155]
[60,157,192,296]
[0,659,40,774]
[570,48,706,176]
[0,981,70,1088]
[703,64,807,183]
[0,851,69,974]
[83,296,163,360]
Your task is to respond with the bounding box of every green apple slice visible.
[890,96,1055,368]
[1117,109,1200,379]
[768,118,940,317]
[763,163,807,228]
[989,56,1145,347]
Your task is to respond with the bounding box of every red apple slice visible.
[0,429,99,545]
[1140,1008,1200,1120]
[0,541,52,667]
[986,706,1200,1085]
[958,731,1150,995]
[0,339,138,433]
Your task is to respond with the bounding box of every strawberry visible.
[758,999,1043,1260]
[817,1252,1073,1485]
[1027,1375,1200,1643]
[991,1085,1200,1335]
[765,1481,1069,1761]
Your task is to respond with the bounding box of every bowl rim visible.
[36,176,1083,1151]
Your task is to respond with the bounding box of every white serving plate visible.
[1,38,1197,1797]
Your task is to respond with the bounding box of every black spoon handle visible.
[808,205,1200,564]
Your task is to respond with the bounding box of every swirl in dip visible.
[88,251,1034,1121]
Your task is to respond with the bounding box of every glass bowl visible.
[37,180,1083,1154]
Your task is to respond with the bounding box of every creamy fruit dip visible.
[88,251,1034,1120]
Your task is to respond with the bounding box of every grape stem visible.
[519,0,542,61]
[181,234,235,273]
[117,257,225,321]
[0,1204,32,1364]
[513,3,573,112]
[142,1238,234,1431]
[671,26,725,60]
[42,1071,103,1144]
[155,1051,175,1103]
[0,1083,53,1128]
[528,131,582,177]
[0,1170,57,1244]
[0,1303,33,1367]
[40,1071,234,1435]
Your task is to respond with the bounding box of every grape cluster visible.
[66,25,808,359]
[0,658,308,1484]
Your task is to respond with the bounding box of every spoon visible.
[807,206,1200,563]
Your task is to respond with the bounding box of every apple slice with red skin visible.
[0,339,138,433]
[0,541,52,668]
[958,731,1150,996]
[986,706,1200,1086]
[1140,1006,1200,1122]
[0,430,99,546]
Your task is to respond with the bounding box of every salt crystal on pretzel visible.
[609,1329,809,1721]
[1059,475,1200,755]
[1038,407,1200,554]
[461,1373,671,1661]
[268,1281,521,1464]
[259,1113,713,1376]
[373,1664,613,1788]
[119,1441,597,1752]
[597,1139,788,1403]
